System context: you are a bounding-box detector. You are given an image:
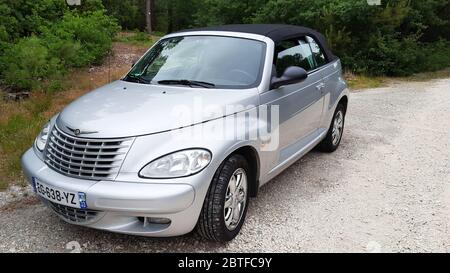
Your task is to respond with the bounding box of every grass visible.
[345,67,450,90]
[396,67,450,82]
[114,31,157,48]
[0,94,50,189]
[345,72,386,90]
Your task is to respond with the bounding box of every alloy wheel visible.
[224,168,248,231]
[332,110,344,146]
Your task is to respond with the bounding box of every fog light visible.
[147,217,171,224]
[139,217,171,226]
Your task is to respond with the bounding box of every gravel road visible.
[1,78,449,253]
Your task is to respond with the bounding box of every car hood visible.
[57,81,259,138]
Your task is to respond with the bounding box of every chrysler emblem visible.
[66,127,98,136]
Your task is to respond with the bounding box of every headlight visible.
[139,149,212,178]
[35,123,50,152]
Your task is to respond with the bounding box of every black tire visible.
[196,154,250,242]
[317,103,346,153]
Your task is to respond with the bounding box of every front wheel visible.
[196,154,249,242]
[317,103,346,153]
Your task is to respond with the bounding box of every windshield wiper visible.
[123,74,150,84]
[158,79,215,88]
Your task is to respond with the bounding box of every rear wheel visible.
[197,154,249,241]
[317,103,346,153]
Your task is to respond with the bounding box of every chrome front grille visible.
[47,201,99,223]
[44,125,133,180]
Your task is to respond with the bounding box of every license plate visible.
[32,178,87,209]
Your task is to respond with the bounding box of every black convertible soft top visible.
[177,24,337,61]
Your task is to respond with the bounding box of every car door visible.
[306,36,331,129]
[259,37,325,164]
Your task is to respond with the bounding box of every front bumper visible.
[21,149,205,237]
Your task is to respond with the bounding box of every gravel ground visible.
[0,185,33,208]
[1,78,449,253]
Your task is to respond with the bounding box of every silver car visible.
[22,24,349,241]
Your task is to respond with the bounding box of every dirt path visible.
[0,77,449,253]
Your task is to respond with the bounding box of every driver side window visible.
[274,37,315,77]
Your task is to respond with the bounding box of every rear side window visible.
[306,36,328,67]
[274,36,328,76]
[275,38,315,76]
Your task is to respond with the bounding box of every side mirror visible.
[271,66,308,89]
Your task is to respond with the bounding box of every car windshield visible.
[124,36,266,89]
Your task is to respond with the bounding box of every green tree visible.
[102,0,146,30]
[194,0,267,26]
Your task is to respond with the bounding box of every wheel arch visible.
[338,95,349,114]
[227,145,260,198]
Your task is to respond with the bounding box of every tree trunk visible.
[146,0,156,34]
[167,0,173,33]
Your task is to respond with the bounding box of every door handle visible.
[315,83,325,90]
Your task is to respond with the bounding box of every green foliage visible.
[153,0,200,32]
[0,0,68,41]
[102,0,146,30]
[0,1,119,91]
[0,0,449,89]
[250,0,450,76]
[193,0,267,27]
[0,37,61,90]
[135,0,449,76]
[43,10,120,67]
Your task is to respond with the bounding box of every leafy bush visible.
[0,37,61,90]
[43,10,120,67]
[0,0,120,91]
[420,40,450,72]
[0,2,119,91]
[0,0,68,42]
